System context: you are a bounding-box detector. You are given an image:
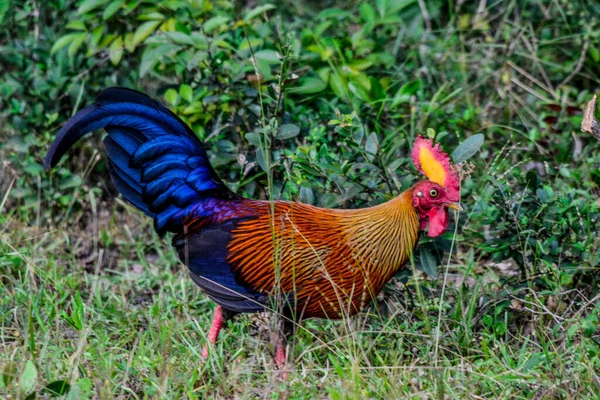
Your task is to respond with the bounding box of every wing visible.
[172,204,297,314]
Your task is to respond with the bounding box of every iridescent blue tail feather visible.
[44,87,237,234]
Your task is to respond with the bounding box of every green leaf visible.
[567,322,580,339]
[286,77,327,94]
[204,15,229,33]
[164,31,194,46]
[59,175,82,190]
[123,32,135,52]
[66,20,86,30]
[522,352,544,372]
[245,131,261,146]
[137,12,165,21]
[133,20,162,46]
[244,4,275,21]
[20,360,37,394]
[347,59,373,71]
[75,377,92,397]
[589,44,600,63]
[365,132,378,161]
[89,25,104,49]
[51,33,79,55]
[139,44,179,77]
[317,8,351,20]
[23,163,43,176]
[68,33,87,58]
[452,134,484,163]
[536,185,554,203]
[180,84,193,102]
[418,247,437,277]
[255,148,268,172]
[329,74,347,100]
[217,140,236,153]
[277,124,300,140]
[391,79,422,108]
[103,0,124,20]
[44,380,71,396]
[299,187,314,204]
[254,50,281,64]
[109,35,123,65]
[359,2,376,23]
[338,184,363,202]
[72,291,85,330]
[78,0,110,14]
[482,314,493,328]
[582,314,598,337]
[164,88,178,106]
[0,0,10,25]
[348,81,371,102]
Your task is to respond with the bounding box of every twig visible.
[581,94,599,140]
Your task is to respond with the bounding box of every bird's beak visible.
[447,202,464,212]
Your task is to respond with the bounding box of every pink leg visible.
[201,306,223,359]
[275,340,286,368]
[275,339,288,379]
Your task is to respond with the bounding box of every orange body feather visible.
[226,189,419,319]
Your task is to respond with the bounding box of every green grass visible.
[2,0,600,398]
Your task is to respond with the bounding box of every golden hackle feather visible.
[226,189,419,319]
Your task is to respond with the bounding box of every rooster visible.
[45,87,462,370]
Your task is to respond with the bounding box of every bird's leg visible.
[274,337,288,380]
[275,338,287,369]
[201,305,224,359]
[274,317,293,379]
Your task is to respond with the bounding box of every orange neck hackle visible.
[338,189,419,291]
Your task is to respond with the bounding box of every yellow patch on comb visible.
[418,146,447,186]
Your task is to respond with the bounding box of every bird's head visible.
[410,136,462,237]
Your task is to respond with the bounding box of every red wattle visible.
[427,208,448,237]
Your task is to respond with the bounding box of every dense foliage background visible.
[1,0,600,398]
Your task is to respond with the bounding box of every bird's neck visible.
[340,188,420,291]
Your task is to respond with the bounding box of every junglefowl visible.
[45,87,462,370]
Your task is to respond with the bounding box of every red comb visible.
[411,136,460,198]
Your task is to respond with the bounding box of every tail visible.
[45,87,238,234]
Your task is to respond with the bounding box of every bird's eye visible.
[429,188,438,198]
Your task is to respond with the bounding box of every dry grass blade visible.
[581,94,599,140]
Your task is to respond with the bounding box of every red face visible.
[412,180,461,237]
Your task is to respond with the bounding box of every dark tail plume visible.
[45,87,238,234]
